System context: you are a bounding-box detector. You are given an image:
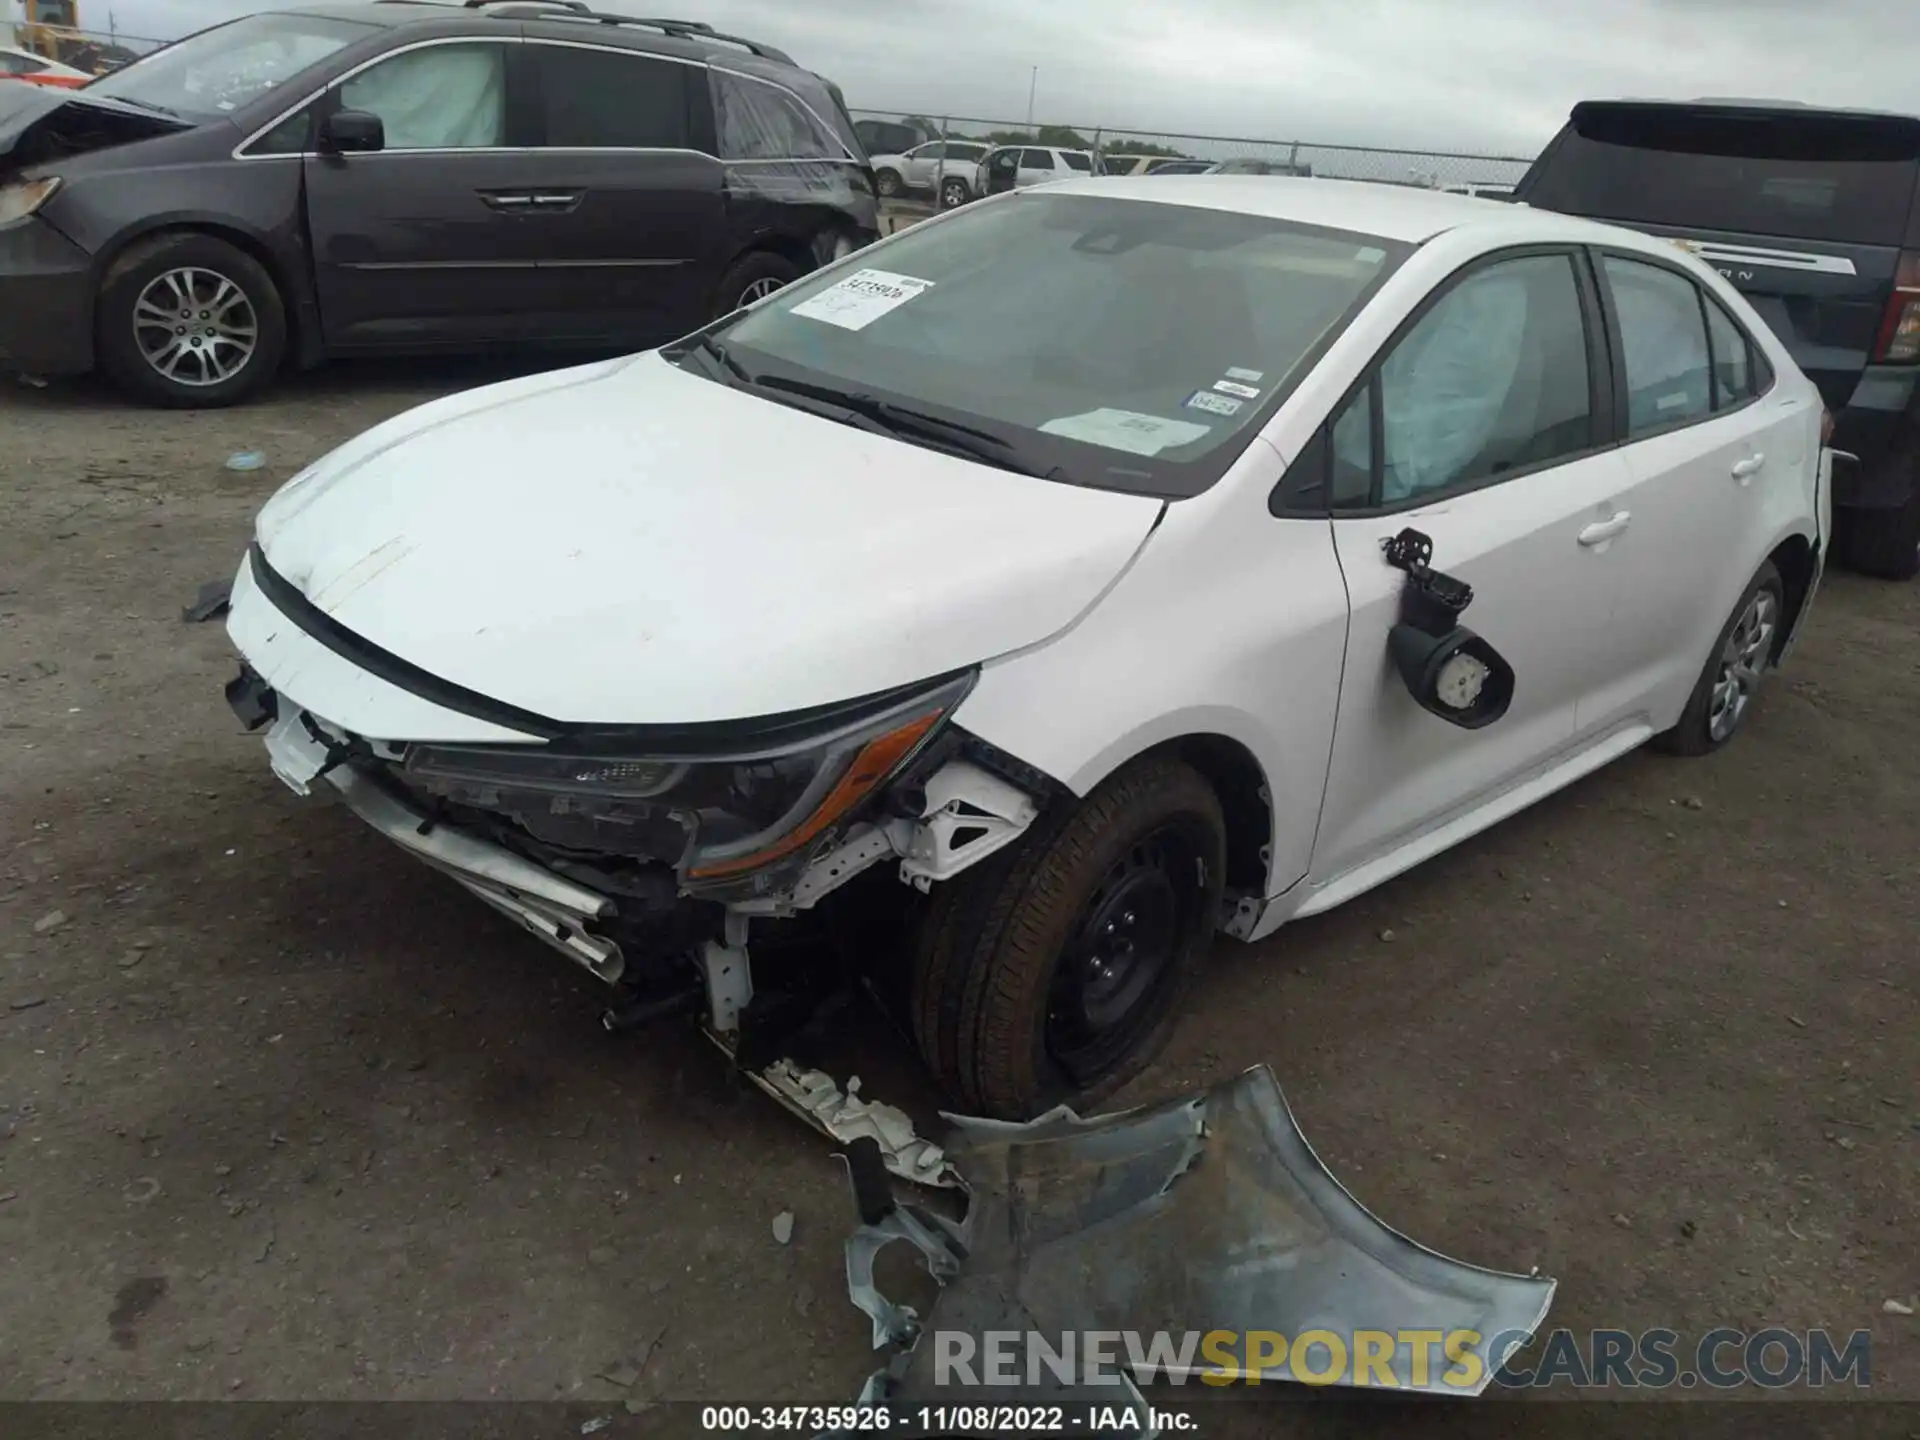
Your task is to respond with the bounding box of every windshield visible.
[83,12,373,122]
[714,192,1405,497]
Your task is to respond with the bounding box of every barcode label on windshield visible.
[788,269,935,331]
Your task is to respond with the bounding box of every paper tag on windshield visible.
[1224,367,1264,383]
[1040,409,1212,456]
[788,268,934,331]
[1213,379,1261,399]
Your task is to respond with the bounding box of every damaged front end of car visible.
[225,656,1048,1166]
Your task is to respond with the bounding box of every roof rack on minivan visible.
[458,0,793,63]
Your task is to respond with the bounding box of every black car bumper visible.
[1833,364,1919,511]
[0,217,94,376]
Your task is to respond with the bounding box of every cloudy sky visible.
[23,0,1914,156]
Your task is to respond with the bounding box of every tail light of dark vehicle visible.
[1871,251,1920,363]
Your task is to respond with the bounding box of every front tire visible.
[875,167,903,198]
[1655,560,1784,757]
[909,756,1225,1119]
[96,232,285,409]
[939,177,972,209]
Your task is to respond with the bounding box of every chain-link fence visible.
[9,23,166,73]
[849,109,1533,195]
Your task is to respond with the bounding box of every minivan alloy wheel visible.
[133,266,258,387]
[1708,586,1778,742]
[740,276,787,304]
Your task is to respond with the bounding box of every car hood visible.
[254,353,1165,727]
[0,84,191,173]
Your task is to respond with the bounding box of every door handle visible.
[479,191,534,211]
[1578,511,1632,547]
[528,191,582,209]
[1731,453,1767,484]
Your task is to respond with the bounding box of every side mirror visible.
[320,108,384,155]
[1388,625,1515,729]
[1382,528,1516,729]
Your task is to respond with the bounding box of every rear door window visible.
[710,69,844,160]
[1703,294,1761,409]
[1021,148,1055,170]
[1062,151,1093,172]
[533,45,689,149]
[1524,106,1920,245]
[1602,255,1713,435]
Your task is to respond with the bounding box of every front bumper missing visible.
[243,691,623,982]
[837,1065,1555,1411]
[328,760,623,984]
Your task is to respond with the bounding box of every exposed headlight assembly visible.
[0,177,61,227]
[401,671,974,889]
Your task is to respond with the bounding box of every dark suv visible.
[1517,100,1920,578]
[0,1,877,406]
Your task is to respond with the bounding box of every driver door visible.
[301,39,568,349]
[1308,249,1637,895]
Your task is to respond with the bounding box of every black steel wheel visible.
[909,755,1226,1119]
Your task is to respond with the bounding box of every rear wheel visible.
[875,167,903,198]
[96,233,285,408]
[909,756,1225,1119]
[1655,560,1784,757]
[711,251,800,320]
[1833,487,1920,581]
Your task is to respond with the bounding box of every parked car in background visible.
[221,176,1828,1118]
[870,138,990,206]
[1100,154,1203,177]
[1211,157,1313,177]
[0,42,92,87]
[1441,182,1517,201]
[853,115,933,158]
[976,144,1096,197]
[0,1,877,407]
[1518,99,1920,578]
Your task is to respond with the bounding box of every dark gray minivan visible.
[0,1,878,406]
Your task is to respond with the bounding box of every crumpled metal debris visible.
[182,578,233,624]
[828,1063,1554,1426]
[750,1058,959,1189]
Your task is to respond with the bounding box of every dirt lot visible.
[0,358,1915,1427]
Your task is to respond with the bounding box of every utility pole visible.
[1026,66,1037,130]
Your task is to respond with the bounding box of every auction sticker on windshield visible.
[1040,408,1213,456]
[788,269,935,331]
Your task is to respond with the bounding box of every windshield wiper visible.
[670,331,754,387]
[748,375,1062,479]
[92,93,184,118]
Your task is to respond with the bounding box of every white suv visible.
[870,139,992,206]
[975,145,1097,199]
[223,178,1828,1120]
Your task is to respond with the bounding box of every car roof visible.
[276,0,797,66]
[1571,97,1920,131]
[1040,175,1625,244]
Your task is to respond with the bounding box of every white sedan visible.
[222,178,1830,1120]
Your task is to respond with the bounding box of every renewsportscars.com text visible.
[933,1327,1873,1390]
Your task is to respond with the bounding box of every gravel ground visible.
[0,358,1915,1428]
